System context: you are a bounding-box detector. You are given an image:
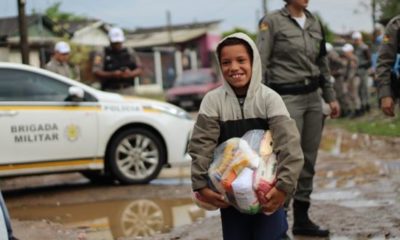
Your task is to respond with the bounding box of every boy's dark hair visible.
[217,37,253,64]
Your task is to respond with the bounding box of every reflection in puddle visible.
[8,197,213,240]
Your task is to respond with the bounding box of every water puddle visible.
[8,197,213,240]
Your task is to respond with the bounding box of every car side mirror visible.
[67,86,84,102]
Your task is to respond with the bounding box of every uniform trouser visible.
[333,76,351,113]
[348,76,361,111]
[358,70,370,108]
[281,91,323,203]
[220,206,287,240]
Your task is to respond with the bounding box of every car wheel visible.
[108,128,165,184]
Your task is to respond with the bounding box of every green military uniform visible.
[257,6,335,237]
[353,42,371,112]
[344,54,361,115]
[257,6,335,204]
[45,58,80,81]
[328,50,350,116]
[376,15,400,99]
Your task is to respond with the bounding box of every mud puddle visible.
[8,197,211,240]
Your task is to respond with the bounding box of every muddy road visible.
[1,126,400,240]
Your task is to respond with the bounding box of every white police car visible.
[0,62,194,184]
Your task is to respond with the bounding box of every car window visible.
[175,71,214,86]
[0,68,96,102]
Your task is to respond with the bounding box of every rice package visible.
[206,130,277,214]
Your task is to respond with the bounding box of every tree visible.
[377,0,400,24]
[44,2,84,22]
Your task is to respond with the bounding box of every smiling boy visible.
[189,32,304,240]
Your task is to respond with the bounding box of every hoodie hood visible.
[216,32,263,98]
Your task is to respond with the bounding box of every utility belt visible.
[102,79,134,90]
[269,78,319,95]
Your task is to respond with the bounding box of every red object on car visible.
[166,68,222,110]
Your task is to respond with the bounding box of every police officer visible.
[326,43,349,117]
[342,43,362,118]
[93,27,142,95]
[376,15,400,117]
[257,0,340,237]
[45,41,80,80]
[352,31,372,114]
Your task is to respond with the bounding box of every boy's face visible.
[220,44,252,94]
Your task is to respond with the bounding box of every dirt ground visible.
[2,126,400,240]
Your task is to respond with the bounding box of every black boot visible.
[292,200,329,237]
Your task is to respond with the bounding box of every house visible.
[124,20,222,90]
[0,15,68,67]
[0,15,222,93]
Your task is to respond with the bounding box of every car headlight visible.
[143,104,192,120]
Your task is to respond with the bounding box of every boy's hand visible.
[261,187,286,214]
[199,187,230,208]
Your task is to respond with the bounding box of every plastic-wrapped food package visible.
[203,130,277,214]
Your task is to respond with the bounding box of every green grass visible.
[326,109,400,137]
[135,93,166,102]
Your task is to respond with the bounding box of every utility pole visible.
[17,0,29,64]
[166,10,173,45]
[371,0,376,27]
[262,0,268,15]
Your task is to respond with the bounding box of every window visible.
[0,69,96,102]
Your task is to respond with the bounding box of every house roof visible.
[57,19,103,34]
[0,15,62,37]
[124,20,221,48]
[0,15,71,46]
[130,20,221,34]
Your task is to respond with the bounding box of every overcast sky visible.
[1,0,374,34]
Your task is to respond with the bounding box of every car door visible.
[0,68,99,167]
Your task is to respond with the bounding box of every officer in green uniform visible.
[376,15,400,117]
[46,41,80,80]
[257,0,340,237]
[352,31,371,115]
[92,27,142,95]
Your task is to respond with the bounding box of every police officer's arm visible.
[256,16,274,84]
[92,52,122,80]
[317,38,340,118]
[376,18,399,100]
[377,17,400,116]
[121,49,143,79]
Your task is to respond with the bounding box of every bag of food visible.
[206,130,277,214]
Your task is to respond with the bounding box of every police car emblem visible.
[64,124,80,142]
